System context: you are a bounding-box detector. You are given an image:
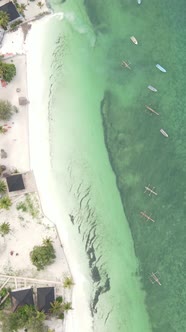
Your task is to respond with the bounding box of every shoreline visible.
[25,18,94,332]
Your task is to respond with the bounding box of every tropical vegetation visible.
[0,11,9,29]
[0,196,12,210]
[13,1,27,16]
[63,276,74,288]
[50,298,72,319]
[0,179,7,194]
[0,62,16,82]
[37,1,44,8]
[16,193,39,218]
[10,19,22,31]
[30,237,56,270]
[0,222,10,236]
[0,100,15,120]
[0,126,7,134]
[0,305,46,332]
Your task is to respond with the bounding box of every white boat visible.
[156,64,166,73]
[130,36,138,45]
[160,129,168,137]
[137,0,142,4]
[148,85,157,92]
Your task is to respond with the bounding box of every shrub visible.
[0,126,7,134]
[0,100,14,120]
[16,201,27,212]
[0,62,16,82]
[0,180,7,194]
[30,238,56,270]
[0,222,10,236]
[16,194,39,218]
[9,19,22,31]
[0,196,12,210]
[56,295,63,303]
[25,194,39,218]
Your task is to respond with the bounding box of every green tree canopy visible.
[0,100,14,120]
[0,62,16,82]
[30,238,56,270]
[0,305,46,332]
[0,11,9,29]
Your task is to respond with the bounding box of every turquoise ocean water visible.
[42,0,186,331]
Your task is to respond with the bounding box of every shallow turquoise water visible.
[44,0,186,331]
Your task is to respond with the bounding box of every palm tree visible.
[17,3,27,16]
[50,300,63,315]
[0,222,10,236]
[0,11,9,29]
[0,196,12,210]
[0,180,7,194]
[42,237,53,246]
[62,302,72,312]
[37,1,44,9]
[63,276,74,289]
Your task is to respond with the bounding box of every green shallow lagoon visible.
[44,0,186,331]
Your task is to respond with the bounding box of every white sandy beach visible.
[0,21,74,332]
[25,19,93,332]
[1,18,94,332]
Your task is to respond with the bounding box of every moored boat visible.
[156,64,166,73]
[160,129,168,137]
[137,0,142,4]
[130,36,138,45]
[148,85,157,92]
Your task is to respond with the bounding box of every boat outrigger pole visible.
[149,272,161,286]
[145,105,159,116]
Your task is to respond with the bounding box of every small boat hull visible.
[137,0,142,4]
[156,64,166,73]
[130,36,138,45]
[160,129,168,137]
[148,85,157,92]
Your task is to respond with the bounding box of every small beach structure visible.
[10,287,34,312]
[6,174,25,192]
[37,287,55,313]
[0,2,20,23]
[19,96,29,105]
